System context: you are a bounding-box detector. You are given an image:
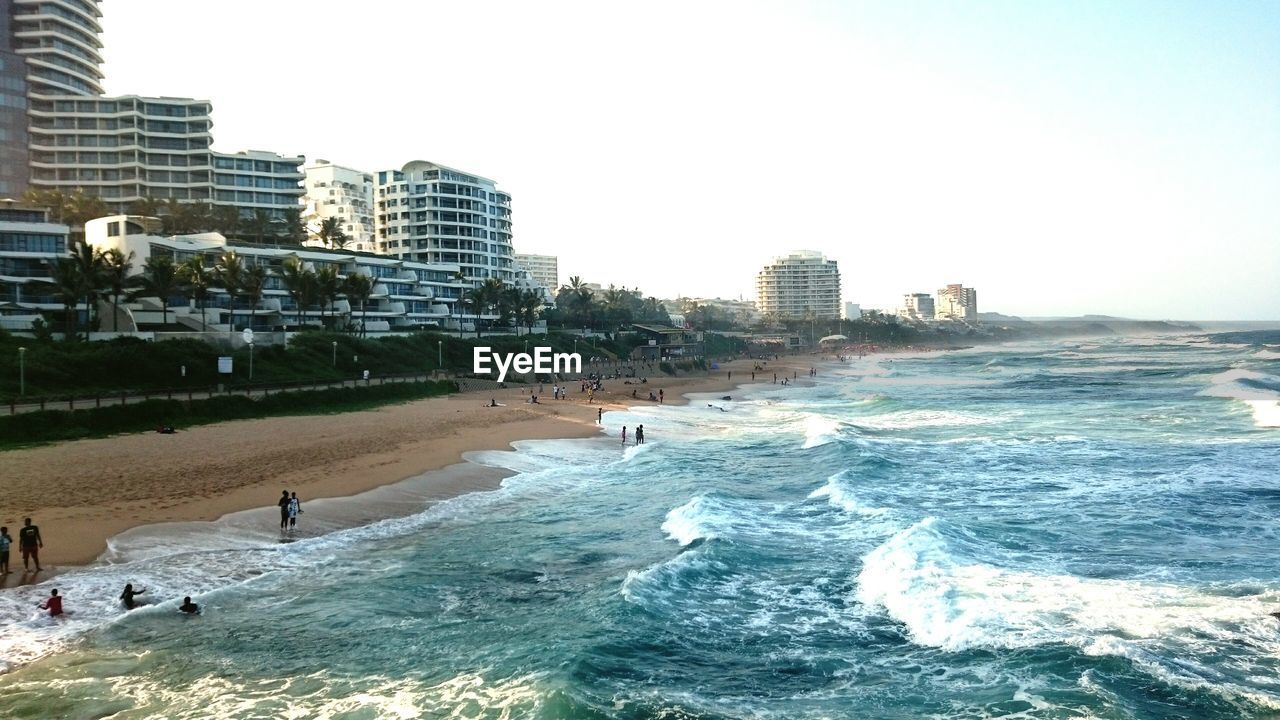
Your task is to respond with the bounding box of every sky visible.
[98,0,1280,320]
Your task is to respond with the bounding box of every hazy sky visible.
[99,1,1279,319]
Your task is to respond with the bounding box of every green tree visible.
[343,272,373,337]
[131,255,181,326]
[101,248,135,332]
[281,208,306,245]
[127,196,165,218]
[45,257,84,340]
[71,242,106,331]
[279,257,313,327]
[179,255,216,333]
[210,205,243,237]
[240,209,277,244]
[314,217,348,250]
[517,288,543,334]
[315,266,341,325]
[241,264,268,330]
[216,251,246,335]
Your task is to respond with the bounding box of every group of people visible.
[0,518,44,574]
[36,585,200,618]
[621,424,646,445]
[278,491,302,531]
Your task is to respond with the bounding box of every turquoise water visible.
[1,335,1279,719]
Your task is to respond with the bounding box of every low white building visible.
[85,215,481,335]
[0,202,72,331]
[899,293,934,322]
[514,253,558,294]
[843,302,861,320]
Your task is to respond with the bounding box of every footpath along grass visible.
[0,379,458,450]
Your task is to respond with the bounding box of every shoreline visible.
[1,357,816,583]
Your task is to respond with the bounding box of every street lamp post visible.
[437,339,442,369]
[18,346,26,397]
[332,341,337,368]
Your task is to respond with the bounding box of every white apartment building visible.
[514,253,558,293]
[843,302,862,320]
[211,149,305,222]
[0,200,72,331]
[899,293,935,322]
[85,215,474,334]
[375,161,514,283]
[303,160,375,253]
[755,250,841,319]
[936,283,978,321]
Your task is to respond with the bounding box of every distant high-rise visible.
[935,283,978,321]
[514,253,558,292]
[755,250,841,319]
[374,161,515,283]
[9,0,105,97]
[0,7,31,197]
[899,293,935,321]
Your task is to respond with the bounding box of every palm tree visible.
[216,251,246,335]
[179,255,216,332]
[281,207,306,245]
[315,265,341,326]
[462,287,483,338]
[343,272,373,337]
[46,257,83,340]
[100,248,135,332]
[128,196,165,218]
[279,257,312,327]
[210,205,242,237]
[314,217,348,250]
[131,255,181,327]
[518,288,542,335]
[241,209,276,244]
[241,264,268,331]
[70,242,106,331]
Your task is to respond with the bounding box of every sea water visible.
[1,333,1279,719]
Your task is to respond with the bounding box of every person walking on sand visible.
[0,526,10,575]
[39,588,63,617]
[278,490,291,530]
[120,583,146,609]
[288,492,302,530]
[622,426,628,445]
[19,517,42,572]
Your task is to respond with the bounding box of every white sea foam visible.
[661,496,719,546]
[808,477,890,519]
[802,414,841,448]
[1197,368,1280,428]
[1255,348,1280,360]
[855,518,1280,706]
[852,409,996,431]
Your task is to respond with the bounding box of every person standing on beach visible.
[0,526,10,575]
[597,407,603,424]
[278,490,291,530]
[19,518,42,572]
[288,492,302,530]
[659,389,664,404]
[622,426,628,445]
[39,588,63,617]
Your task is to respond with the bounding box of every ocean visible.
[1,334,1278,719]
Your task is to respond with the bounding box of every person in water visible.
[179,596,200,614]
[636,425,645,444]
[120,583,146,609]
[39,588,63,616]
[621,425,628,445]
[277,490,291,530]
[288,492,302,530]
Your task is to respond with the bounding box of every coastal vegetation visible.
[0,379,458,449]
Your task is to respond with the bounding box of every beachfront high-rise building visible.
[755,250,841,319]
[374,161,515,283]
[899,293,935,321]
[935,283,978,321]
[0,199,71,331]
[6,0,303,222]
[2,0,106,196]
[843,302,862,320]
[514,253,558,293]
[303,160,375,253]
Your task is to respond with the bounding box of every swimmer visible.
[178,596,200,615]
[38,588,63,616]
[120,583,146,609]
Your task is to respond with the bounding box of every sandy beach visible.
[1,357,815,580]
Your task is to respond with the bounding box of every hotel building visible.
[374,161,515,283]
[936,283,978,321]
[514,253,558,293]
[755,250,841,319]
[303,160,376,252]
[899,293,935,322]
